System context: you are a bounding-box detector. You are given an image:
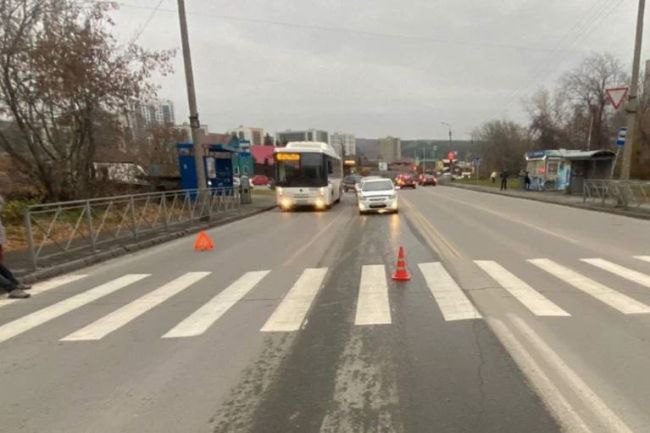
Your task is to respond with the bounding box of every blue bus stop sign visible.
[616,127,628,147]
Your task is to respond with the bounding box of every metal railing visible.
[24,188,240,270]
[583,179,650,209]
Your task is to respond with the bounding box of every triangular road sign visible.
[606,87,629,110]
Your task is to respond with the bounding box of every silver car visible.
[357,178,398,214]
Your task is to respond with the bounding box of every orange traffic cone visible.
[392,246,411,281]
[194,231,215,251]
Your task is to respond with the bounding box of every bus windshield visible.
[276,153,327,187]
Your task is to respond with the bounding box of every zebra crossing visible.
[1,256,650,344]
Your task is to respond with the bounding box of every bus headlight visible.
[319,187,326,196]
[280,198,292,209]
[315,199,325,209]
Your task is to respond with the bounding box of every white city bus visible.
[274,141,343,211]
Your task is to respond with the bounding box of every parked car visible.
[419,174,437,186]
[357,178,398,214]
[395,173,416,189]
[343,174,363,193]
[251,175,272,186]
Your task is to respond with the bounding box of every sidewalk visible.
[447,183,650,220]
[7,194,277,282]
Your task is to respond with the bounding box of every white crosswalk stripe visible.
[0,274,88,309]
[419,262,481,321]
[529,259,650,314]
[582,258,650,289]
[634,256,650,264]
[475,261,570,316]
[261,268,328,332]
[164,271,270,338]
[0,274,149,344]
[62,272,210,341]
[354,265,392,326]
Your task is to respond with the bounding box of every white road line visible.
[508,314,635,433]
[0,274,149,344]
[489,318,593,433]
[475,261,570,317]
[418,262,482,321]
[62,272,209,341]
[0,274,88,308]
[529,259,650,314]
[582,258,650,289]
[163,271,270,338]
[354,265,392,326]
[261,268,328,332]
[635,256,650,264]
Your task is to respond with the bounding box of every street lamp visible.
[441,122,452,146]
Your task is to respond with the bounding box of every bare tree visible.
[0,0,173,200]
[472,120,532,174]
[560,53,628,150]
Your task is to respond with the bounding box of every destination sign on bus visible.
[276,153,300,161]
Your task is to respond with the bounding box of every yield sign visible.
[606,87,629,109]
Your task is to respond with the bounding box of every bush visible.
[2,199,37,226]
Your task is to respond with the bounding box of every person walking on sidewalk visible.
[490,171,498,183]
[500,170,509,191]
[0,194,30,299]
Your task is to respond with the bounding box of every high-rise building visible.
[136,99,175,127]
[276,129,329,146]
[378,136,402,163]
[227,126,265,146]
[330,132,356,157]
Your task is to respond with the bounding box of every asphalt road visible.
[1,185,650,432]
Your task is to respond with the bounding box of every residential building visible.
[136,99,175,127]
[378,136,402,163]
[276,129,328,146]
[329,132,356,157]
[227,126,265,146]
[174,122,209,142]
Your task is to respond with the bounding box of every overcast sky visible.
[111,0,644,139]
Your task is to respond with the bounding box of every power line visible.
[131,0,165,42]
[110,1,587,54]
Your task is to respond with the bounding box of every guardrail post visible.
[23,209,38,271]
[85,200,96,251]
[161,192,169,230]
[130,195,137,239]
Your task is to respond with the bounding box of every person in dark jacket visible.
[500,170,509,191]
[0,194,30,298]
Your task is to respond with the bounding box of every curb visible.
[446,184,650,221]
[19,204,277,284]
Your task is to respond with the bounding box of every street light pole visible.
[621,0,645,180]
[441,122,452,147]
[177,0,206,189]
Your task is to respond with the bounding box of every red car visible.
[251,175,271,186]
[418,174,437,186]
[395,173,417,189]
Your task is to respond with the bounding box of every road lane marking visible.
[529,259,650,314]
[354,265,392,326]
[633,255,650,264]
[475,261,570,316]
[582,258,650,289]
[489,318,593,433]
[261,268,328,332]
[0,274,88,308]
[282,211,347,267]
[400,197,461,258]
[163,271,270,338]
[62,272,209,341]
[508,314,635,433]
[0,274,149,344]
[418,262,481,321]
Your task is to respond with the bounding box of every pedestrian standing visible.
[0,193,31,299]
[490,171,497,183]
[524,171,532,190]
[500,170,509,191]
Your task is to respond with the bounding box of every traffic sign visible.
[606,87,629,110]
[616,127,628,147]
[447,151,457,161]
[473,157,481,166]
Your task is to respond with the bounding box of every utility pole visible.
[621,0,645,180]
[177,0,206,189]
[441,122,453,147]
